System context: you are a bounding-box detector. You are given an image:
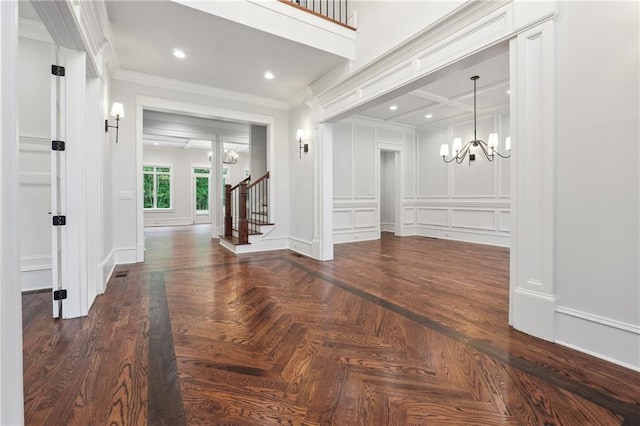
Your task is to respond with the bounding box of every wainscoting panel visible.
[451,208,496,231]
[403,207,416,225]
[416,207,449,227]
[333,209,353,231]
[354,208,377,229]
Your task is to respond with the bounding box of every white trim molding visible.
[117,69,289,110]
[556,306,640,371]
[510,19,556,341]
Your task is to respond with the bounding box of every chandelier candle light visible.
[440,76,511,165]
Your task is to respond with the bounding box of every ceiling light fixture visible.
[439,76,511,165]
[264,71,274,80]
[223,149,239,164]
[172,48,186,59]
[425,114,433,119]
[507,89,511,94]
[389,105,398,111]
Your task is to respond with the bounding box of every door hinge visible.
[51,140,65,151]
[51,65,65,76]
[52,215,66,226]
[53,289,67,300]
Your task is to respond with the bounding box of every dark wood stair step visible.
[220,235,251,246]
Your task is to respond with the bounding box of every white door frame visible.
[135,96,275,262]
[377,143,403,237]
[191,163,211,224]
[0,1,25,423]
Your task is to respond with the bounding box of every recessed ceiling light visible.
[506,89,511,94]
[389,105,398,111]
[264,71,274,80]
[425,114,433,119]
[153,142,159,146]
[172,48,186,59]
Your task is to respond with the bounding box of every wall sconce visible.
[105,102,125,143]
[297,129,308,159]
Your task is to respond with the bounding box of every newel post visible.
[224,184,232,237]
[238,182,249,243]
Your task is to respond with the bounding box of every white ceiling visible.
[105,0,346,101]
[143,110,250,152]
[358,48,510,129]
[23,1,509,138]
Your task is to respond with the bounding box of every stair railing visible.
[224,175,250,240]
[247,172,270,235]
[278,0,355,29]
[224,172,270,244]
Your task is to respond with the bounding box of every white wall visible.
[350,1,464,72]
[227,152,249,185]
[143,147,211,227]
[331,114,510,246]
[409,111,511,246]
[288,102,315,255]
[554,1,640,369]
[111,76,290,258]
[17,35,55,291]
[332,118,412,243]
[250,124,267,179]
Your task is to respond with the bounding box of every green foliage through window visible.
[195,176,208,211]
[143,165,172,209]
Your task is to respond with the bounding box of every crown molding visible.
[315,1,507,101]
[114,69,289,111]
[18,18,53,44]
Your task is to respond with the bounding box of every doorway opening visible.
[379,149,400,236]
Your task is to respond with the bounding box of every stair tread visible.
[248,220,274,226]
[232,227,263,236]
[221,235,251,246]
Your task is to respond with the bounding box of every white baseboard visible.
[380,223,395,232]
[289,237,313,257]
[101,248,116,289]
[21,255,51,271]
[220,236,289,254]
[333,229,380,244]
[512,288,556,341]
[412,226,510,247]
[114,247,138,265]
[144,217,192,227]
[21,269,51,292]
[555,306,640,371]
[21,255,52,292]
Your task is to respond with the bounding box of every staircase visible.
[220,172,275,253]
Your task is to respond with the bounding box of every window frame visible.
[192,166,211,214]
[143,163,174,211]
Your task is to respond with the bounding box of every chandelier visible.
[440,76,511,165]
[223,150,238,164]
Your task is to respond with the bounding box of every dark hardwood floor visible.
[22,225,640,425]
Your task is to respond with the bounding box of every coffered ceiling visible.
[143,110,250,152]
[357,48,510,129]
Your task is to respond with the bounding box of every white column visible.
[61,46,89,318]
[85,77,103,301]
[312,123,334,260]
[210,135,223,239]
[0,1,25,424]
[509,20,556,341]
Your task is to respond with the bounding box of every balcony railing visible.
[279,0,355,30]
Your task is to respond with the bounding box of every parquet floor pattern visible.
[22,226,640,425]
